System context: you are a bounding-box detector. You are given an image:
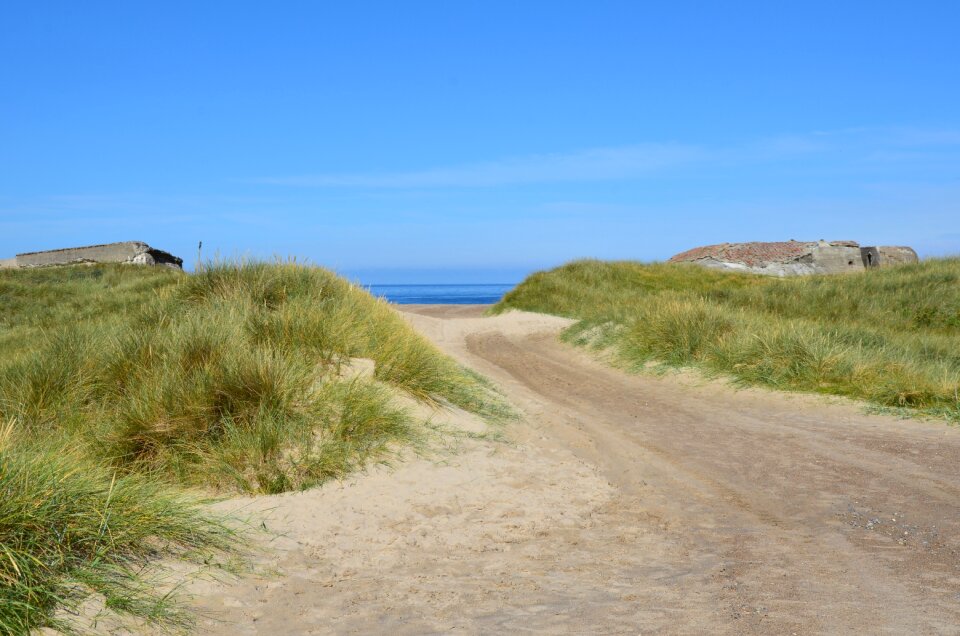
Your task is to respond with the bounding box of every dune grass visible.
[0,260,504,633]
[494,258,960,421]
[0,422,237,635]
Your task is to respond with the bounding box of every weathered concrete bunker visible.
[7,241,183,269]
[875,246,919,267]
[669,240,918,276]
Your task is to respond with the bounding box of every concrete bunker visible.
[669,240,918,277]
[9,241,183,269]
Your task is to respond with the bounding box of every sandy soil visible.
[162,304,960,635]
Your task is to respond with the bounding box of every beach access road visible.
[175,305,960,635]
[397,305,960,634]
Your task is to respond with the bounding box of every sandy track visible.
[168,305,959,635]
[400,305,960,634]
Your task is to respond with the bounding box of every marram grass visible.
[0,260,505,633]
[0,260,504,489]
[494,258,960,421]
[0,421,237,635]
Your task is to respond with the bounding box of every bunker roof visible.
[15,241,151,258]
[669,240,859,267]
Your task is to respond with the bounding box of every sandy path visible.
[170,305,960,635]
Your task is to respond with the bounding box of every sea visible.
[367,283,515,305]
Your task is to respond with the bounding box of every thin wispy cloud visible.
[256,143,709,188]
[255,126,960,189]
[870,127,960,146]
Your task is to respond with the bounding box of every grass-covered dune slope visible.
[0,262,502,634]
[495,258,960,422]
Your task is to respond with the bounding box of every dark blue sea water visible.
[367,284,514,305]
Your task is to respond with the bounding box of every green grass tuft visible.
[0,421,237,634]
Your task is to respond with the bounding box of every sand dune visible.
[159,305,960,634]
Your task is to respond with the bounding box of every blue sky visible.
[2,1,958,283]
